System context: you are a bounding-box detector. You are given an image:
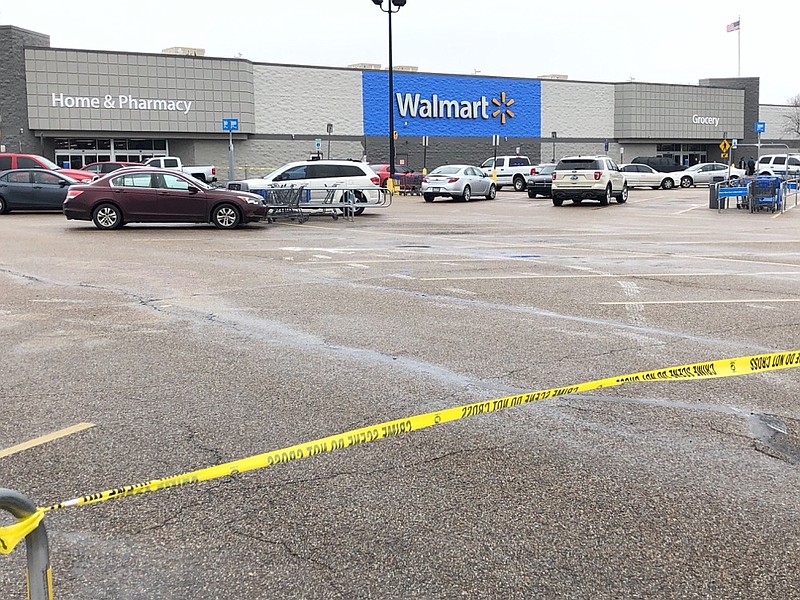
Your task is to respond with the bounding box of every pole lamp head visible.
[392,0,407,5]
[371,0,382,5]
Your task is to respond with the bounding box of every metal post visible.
[422,136,428,175]
[551,131,557,162]
[227,130,234,181]
[0,489,52,600]
[387,5,395,193]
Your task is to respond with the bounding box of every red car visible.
[370,164,424,191]
[63,167,267,230]
[0,153,95,182]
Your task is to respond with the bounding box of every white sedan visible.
[672,163,746,188]
[619,163,677,190]
[422,165,497,202]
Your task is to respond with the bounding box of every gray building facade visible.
[2,24,799,181]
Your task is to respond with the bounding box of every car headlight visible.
[237,195,260,205]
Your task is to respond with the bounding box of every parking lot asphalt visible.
[1,187,799,599]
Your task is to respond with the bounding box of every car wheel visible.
[600,185,611,205]
[680,176,693,188]
[552,198,563,207]
[212,203,241,229]
[0,196,6,215]
[616,183,629,203]
[527,190,537,198]
[485,184,496,200]
[92,203,123,230]
[662,178,675,190]
[424,194,435,202]
[462,185,472,202]
[513,176,526,192]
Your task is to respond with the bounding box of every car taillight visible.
[371,176,380,186]
[530,168,537,175]
[66,190,84,200]
[594,171,602,180]
[551,173,556,181]
[212,167,216,175]
[447,177,459,183]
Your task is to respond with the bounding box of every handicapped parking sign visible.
[222,118,239,132]
[754,121,766,133]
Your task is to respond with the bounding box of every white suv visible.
[551,155,628,206]
[755,154,800,178]
[227,160,380,215]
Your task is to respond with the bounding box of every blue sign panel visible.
[754,121,766,133]
[363,72,541,138]
[222,118,239,132]
[718,186,749,198]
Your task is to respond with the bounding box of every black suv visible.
[632,156,685,173]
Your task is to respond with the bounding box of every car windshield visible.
[182,173,213,189]
[39,156,61,170]
[431,166,461,175]
[540,165,556,174]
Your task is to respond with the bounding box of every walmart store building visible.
[2,25,798,180]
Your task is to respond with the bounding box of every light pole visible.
[371,0,406,192]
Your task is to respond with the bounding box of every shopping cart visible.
[262,186,307,223]
[751,176,782,213]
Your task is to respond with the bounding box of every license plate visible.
[430,187,441,192]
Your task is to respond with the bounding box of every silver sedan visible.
[422,165,497,202]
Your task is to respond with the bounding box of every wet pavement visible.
[1,187,799,598]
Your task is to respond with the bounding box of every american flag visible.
[727,20,740,32]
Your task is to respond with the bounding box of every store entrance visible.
[54,138,168,169]
[656,143,707,168]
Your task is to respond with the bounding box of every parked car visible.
[62,167,266,230]
[671,162,745,188]
[479,155,531,191]
[0,169,77,213]
[421,165,497,202]
[143,156,217,183]
[619,163,676,189]
[0,153,95,182]
[526,163,556,198]
[82,161,141,175]
[551,155,628,206]
[227,160,380,216]
[754,154,800,178]
[632,156,686,173]
[370,163,424,192]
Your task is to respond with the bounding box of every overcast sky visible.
[3,0,797,105]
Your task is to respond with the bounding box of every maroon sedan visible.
[63,168,267,230]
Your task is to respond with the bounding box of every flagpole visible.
[737,15,741,76]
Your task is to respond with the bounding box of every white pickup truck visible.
[479,155,532,191]
[144,156,217,183]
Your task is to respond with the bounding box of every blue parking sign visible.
[754,121,766,133]
[222,118,239,132]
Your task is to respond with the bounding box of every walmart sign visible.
[362,72,541,137]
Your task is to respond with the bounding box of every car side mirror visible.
[187,185,199,194]
[59,180,69,187]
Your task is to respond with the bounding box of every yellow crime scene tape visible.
[2,349,800,555]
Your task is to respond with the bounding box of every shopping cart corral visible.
[228,182,392,223]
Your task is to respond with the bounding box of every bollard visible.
[0,489,53,600]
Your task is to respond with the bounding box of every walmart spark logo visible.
[491,92,515,125]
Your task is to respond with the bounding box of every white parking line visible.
[599,298,800,306]
[421,271,800,282]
